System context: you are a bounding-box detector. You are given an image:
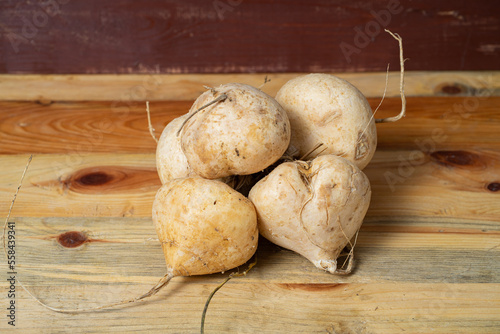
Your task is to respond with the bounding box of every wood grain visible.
[0,1,499,74]
[1,72,499,101]
[1,96,500,154]
[0,72,499,333]
[2,216,499,332]
[5,282,499,333]
[0,100,185,154]
[11,217,500,285]
[1,149,498,221]
[0,154,159,218]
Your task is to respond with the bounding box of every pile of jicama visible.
[154,77,370,279]
[152,34,408,334]
[153,31,405,281]
[9,31,404,316]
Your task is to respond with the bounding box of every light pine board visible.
[3,216,500,333]
[0,72,499,333]
[0,72,499,102]
[1,97,500,154]
[0,150,498,221]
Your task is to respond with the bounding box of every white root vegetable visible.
[180,83,291,179]
[248,155,371,274]
[153,177,258,277]
[156,114,235,187]
[156,114,196,184]
[275,73,377,170]
[6,166,258,314]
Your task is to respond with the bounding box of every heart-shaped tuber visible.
[248,155,371,274]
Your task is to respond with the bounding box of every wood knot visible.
[487,182,500,192]
[61,166,159,194]
[57,231,87,248]
[67,167,120,192]
[441,84,463,95]
[76,171,113,186]
[436,83,471,96]
[36,98,53,106]
[430,150,483,169]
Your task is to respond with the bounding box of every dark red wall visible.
[1,0,499,74]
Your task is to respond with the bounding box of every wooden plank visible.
[1,96,500,154]
[0,1,499,74]
[0,72,499,101]
[3,281,499,333]
[376,97,500,151]
[366,149,500,222]
[0,72,498,333]
[1,216,498,332]
[1,149,499,221]
[0,154,159,218]
[9,217,500,285]
[0,100,185,154]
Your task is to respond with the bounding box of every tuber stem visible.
[22,271,174,314]
[373,64,390,116]
[3,155,176,313]
[300,142,325,161]
[146,101,159,144]
[334,229,359,275]
[200,277,231,334]
[200,259,257,334]
[258,75,271,90]
[177,92,228,136]
[356,64,389,146]
[3,155,32,254]
[375,29,406,123]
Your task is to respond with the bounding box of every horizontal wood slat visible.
[0,72,499,102]
[5,281,500,333]
[3,216,498,332]
[1,149,498,221]
[10,217,500,285]
[1,96,500,154]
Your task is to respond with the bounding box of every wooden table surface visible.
[0,72,499,333]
